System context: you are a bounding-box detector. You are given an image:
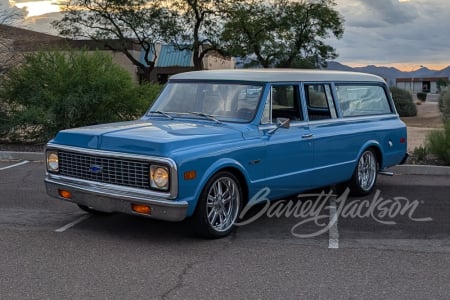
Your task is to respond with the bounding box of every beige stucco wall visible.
[203,54,235,70]
[101,50,141,82]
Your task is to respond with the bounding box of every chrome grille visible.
[58,151,150,189]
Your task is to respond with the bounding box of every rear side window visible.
[336,85,392,117]
[304,84,337,121]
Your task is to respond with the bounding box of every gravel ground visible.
[401,101,443,152]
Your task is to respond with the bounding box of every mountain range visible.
[326,62,450,86]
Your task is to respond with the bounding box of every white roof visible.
[170,69,385,83]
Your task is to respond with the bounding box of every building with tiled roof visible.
[140,44,235,83]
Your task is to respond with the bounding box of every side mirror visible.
[268,118,290,134]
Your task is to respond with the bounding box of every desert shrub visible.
[426,121,450,165]
[412,145,428,162]
[389,86,417,117]
[416,92,427,102]
[0,50,160,144]
[439,90,450,122]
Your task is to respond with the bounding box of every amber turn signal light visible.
[184,170,197,180]
[131,204,152,215]
[58,189,72,199]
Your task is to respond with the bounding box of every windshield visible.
[148,82,264,123]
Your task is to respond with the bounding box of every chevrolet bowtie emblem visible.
[89,165,103,174]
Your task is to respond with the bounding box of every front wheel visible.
[192,171,242,238]
[347,148,379,196]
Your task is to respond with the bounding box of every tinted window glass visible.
[150,82,263,122]
[304,84,337,121]
[336,85,392,117]
[262,85,303,123]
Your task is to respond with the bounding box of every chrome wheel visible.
[206,176,240,233]
[357,150,378,192]
[345,148,379,196]
[192,171,242,238]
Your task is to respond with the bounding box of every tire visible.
[347,148,379,196]
[192,171,242,238]
[77,204,112,216]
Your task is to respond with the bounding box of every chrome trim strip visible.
[45,144,179,199]
[258,113,399,130]
[309,113,398,124]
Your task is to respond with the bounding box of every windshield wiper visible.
[188,112,222,124]
[148,110,174,120]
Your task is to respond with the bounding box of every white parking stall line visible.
[55,214,91,233]
[0,160,30,171]
[328,196,339,249]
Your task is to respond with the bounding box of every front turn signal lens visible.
[131,204,152,215]
[58,189,72,199]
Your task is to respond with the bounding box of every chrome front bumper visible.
[45,175,188,222]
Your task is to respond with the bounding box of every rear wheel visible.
[347,148,379,196]
[192,171,242,238]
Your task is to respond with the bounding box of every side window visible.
[262,85,302,124]
[305,84,337,121]
[336,85,392,117]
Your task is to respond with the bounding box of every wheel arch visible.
[191,159,250,213]
[358,140,383,168]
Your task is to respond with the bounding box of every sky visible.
[2,0,449,71]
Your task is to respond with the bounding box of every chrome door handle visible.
[302,133,313,139]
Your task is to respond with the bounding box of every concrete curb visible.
[2,151,450,176]
[388,164,450,176]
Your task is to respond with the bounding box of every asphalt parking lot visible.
[1,159,450,299]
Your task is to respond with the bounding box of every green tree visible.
[221,0,344,68]
[53,0,176,81]
[166,0,229,70]
[0,50,157,143]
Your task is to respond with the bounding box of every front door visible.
[258,84,315,199]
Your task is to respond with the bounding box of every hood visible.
[50,120,244,156]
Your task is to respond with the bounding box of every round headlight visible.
[47,152,59,172]
[151,166,169,190]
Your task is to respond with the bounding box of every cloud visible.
[359,0,418,25]
[21,11,61,34]
[332,0,450,66]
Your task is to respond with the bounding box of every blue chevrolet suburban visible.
[45,69,408,238]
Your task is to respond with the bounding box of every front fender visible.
[187,158,251,216]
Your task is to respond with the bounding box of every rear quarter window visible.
[336,85,392,117]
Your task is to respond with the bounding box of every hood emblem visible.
[89,165,103,174]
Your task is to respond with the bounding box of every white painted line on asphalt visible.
[55,214,91,233]
[328,196,339,249]
[0,160,30,171]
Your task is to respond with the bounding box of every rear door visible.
[302,83,354,187]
